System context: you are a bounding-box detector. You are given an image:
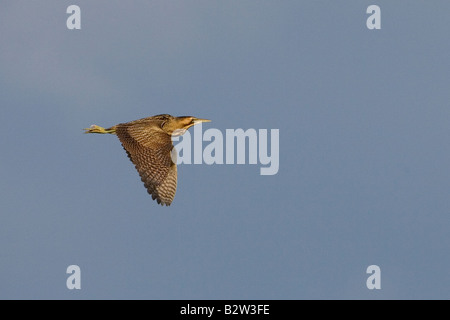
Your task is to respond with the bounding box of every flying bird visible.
[84,114,211,206]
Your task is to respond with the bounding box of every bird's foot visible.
[84,125,108,134]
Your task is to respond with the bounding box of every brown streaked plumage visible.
[84,114,211,206]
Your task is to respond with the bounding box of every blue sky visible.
[0,1,449,299]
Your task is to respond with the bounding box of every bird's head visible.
[165,116,211,136]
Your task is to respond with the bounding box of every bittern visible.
[84,114,211,206]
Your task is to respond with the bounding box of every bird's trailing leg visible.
[84,125,117,134]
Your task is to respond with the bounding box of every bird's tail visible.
[84,125,116,134]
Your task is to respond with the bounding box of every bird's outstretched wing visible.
[115,121,177,206]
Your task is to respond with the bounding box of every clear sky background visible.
[1,1,449,299]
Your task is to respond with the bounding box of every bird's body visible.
[84,114,210,206]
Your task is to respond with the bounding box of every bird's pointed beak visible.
[193,118,211,124]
